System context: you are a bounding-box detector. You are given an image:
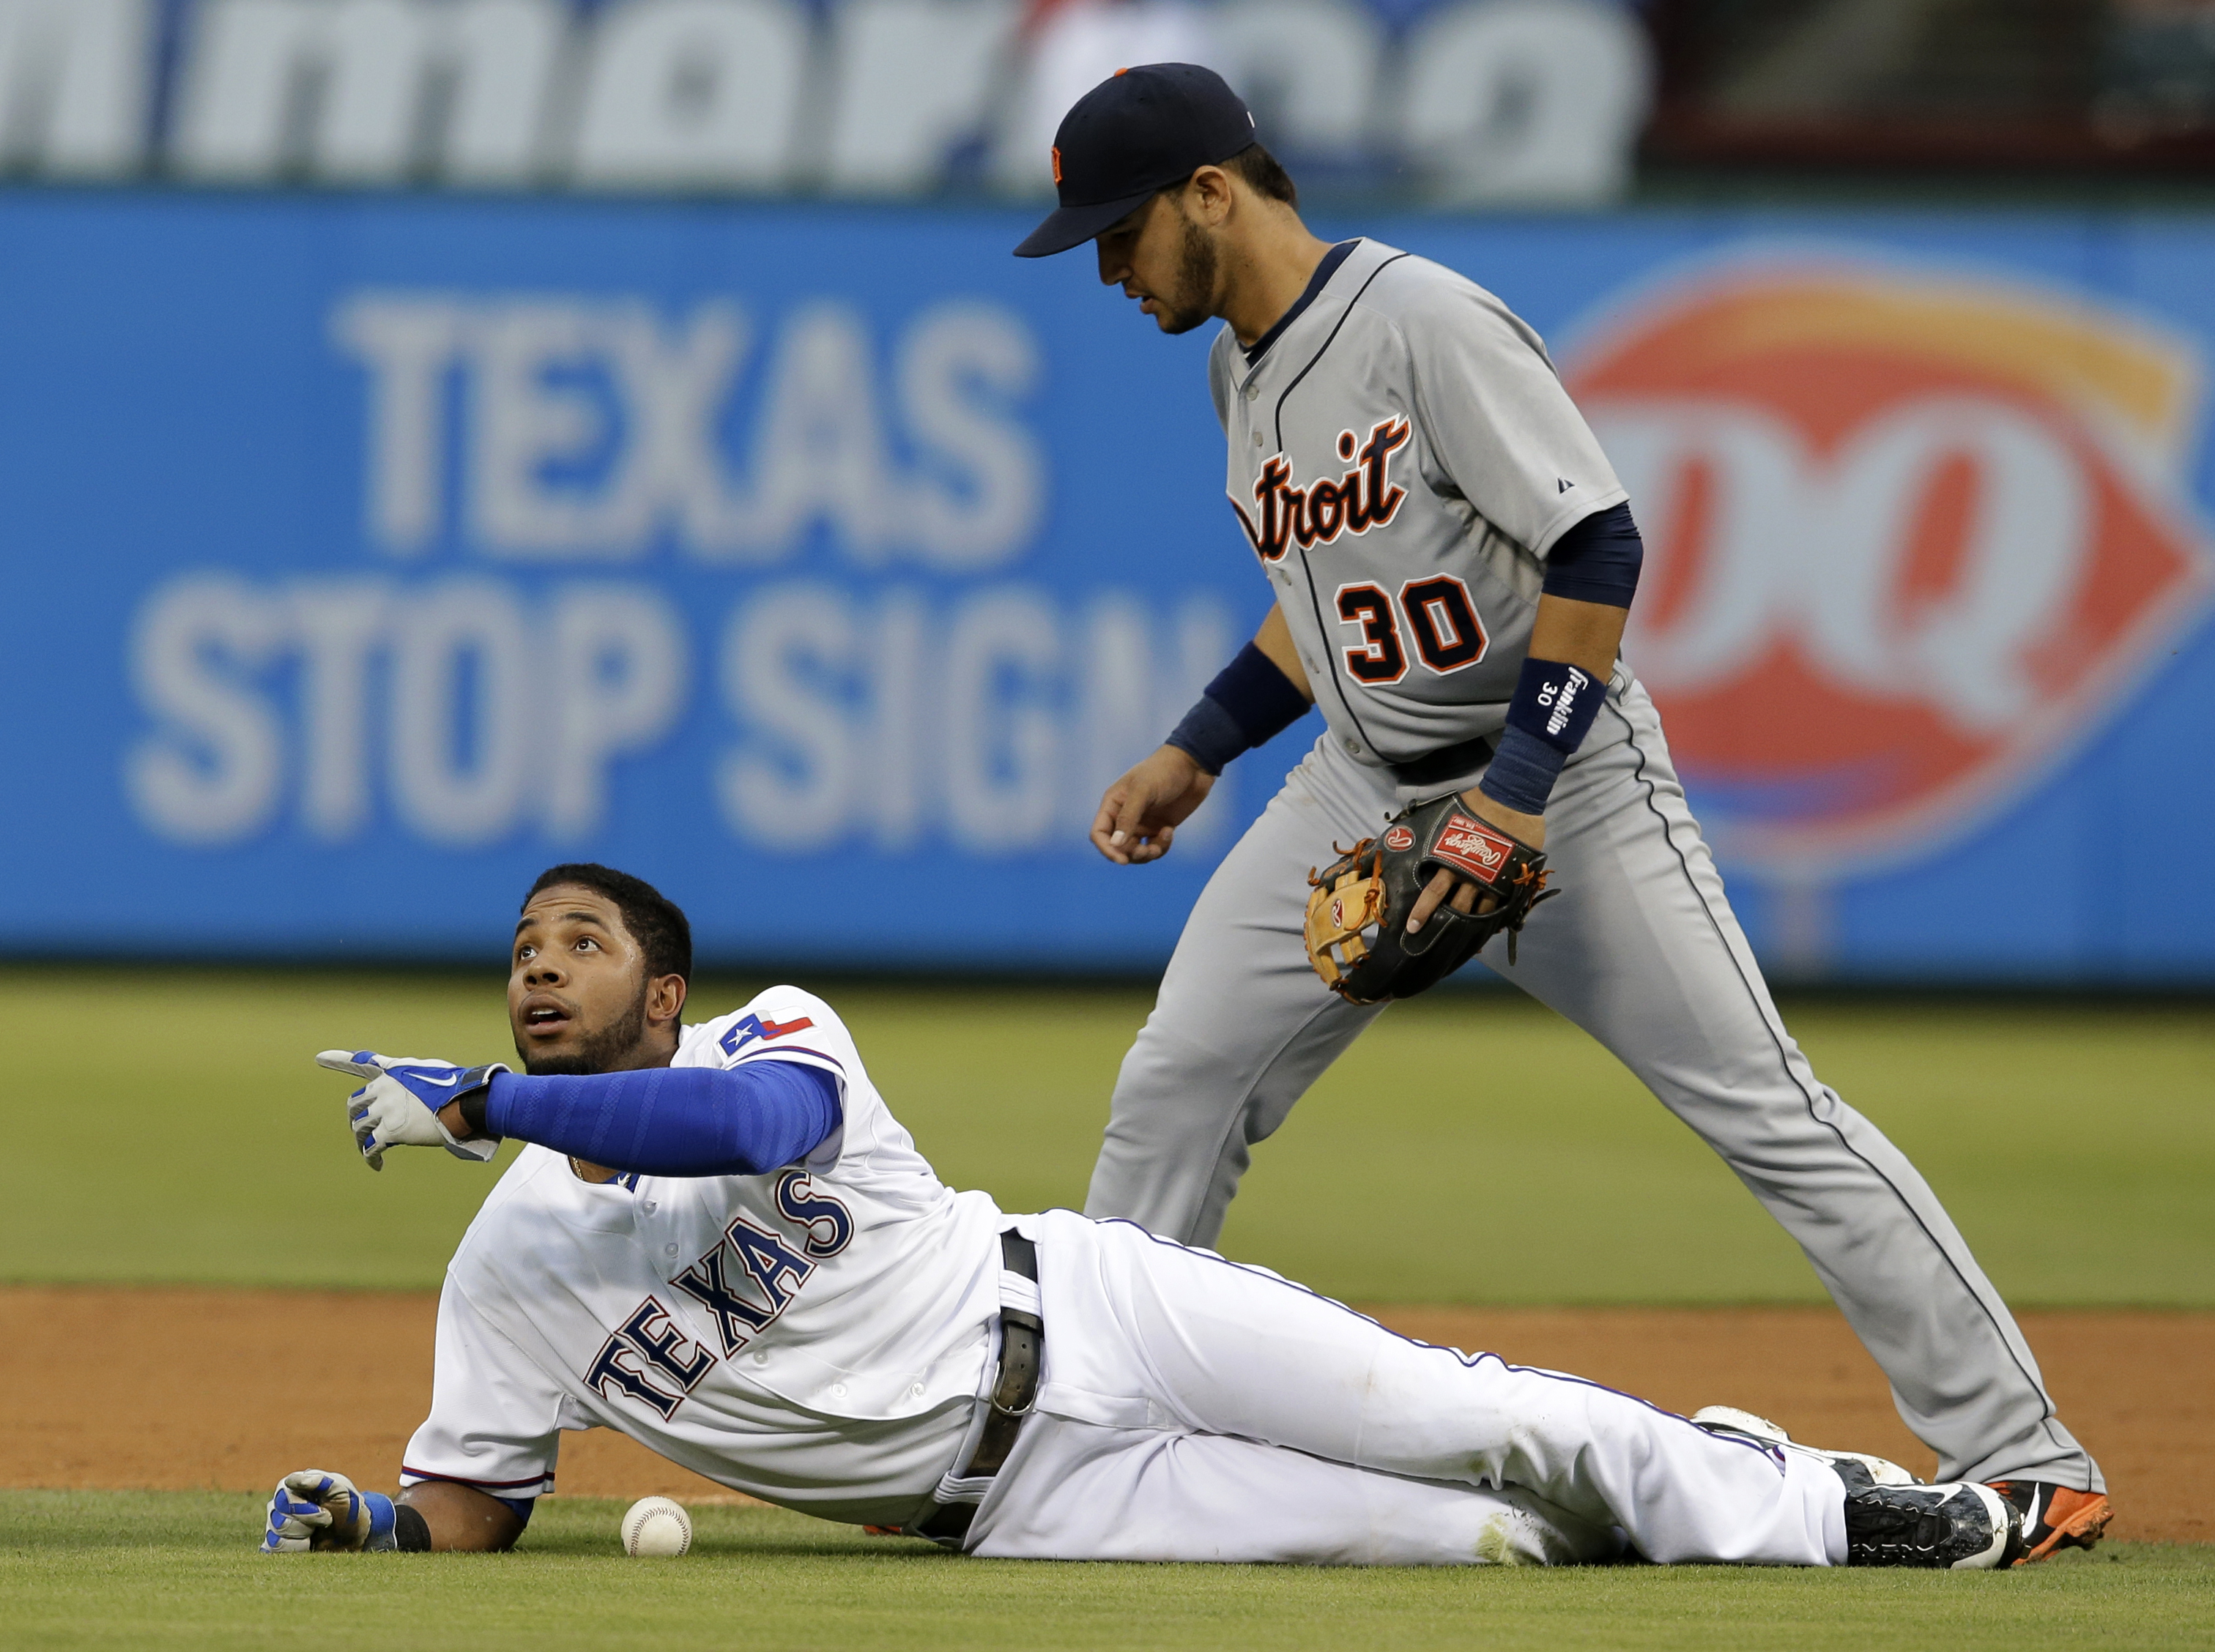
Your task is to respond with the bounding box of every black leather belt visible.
[910,1231,1041,1544]
[1389,733,1493,790]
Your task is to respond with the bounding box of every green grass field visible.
[3,968,2211,1648]
[1,968,2209,1303]
[2,1493,2209,1652]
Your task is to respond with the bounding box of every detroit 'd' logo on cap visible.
[1568,257,2215,875]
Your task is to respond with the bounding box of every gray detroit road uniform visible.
[1084,239,2101,1493]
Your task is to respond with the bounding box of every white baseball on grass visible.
[621,1496,691,1558]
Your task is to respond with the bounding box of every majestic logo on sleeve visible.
[1233,417,1412,562]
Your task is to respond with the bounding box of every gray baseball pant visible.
[1084,675,2101,1493]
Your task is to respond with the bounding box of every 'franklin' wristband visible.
[1477,657,1605,816]
[1165,641,1310,775]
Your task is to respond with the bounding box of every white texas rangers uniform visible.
[1086,239,2102,1496]
[401,986,1849,1565]
[401,986,1001,1524]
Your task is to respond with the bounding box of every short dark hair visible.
[1226,141,1298,209]
[524,863,691,983]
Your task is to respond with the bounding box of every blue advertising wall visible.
[4,190,2214,980]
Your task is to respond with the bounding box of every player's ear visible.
[1187,165,1234,227]
[647,972,687,1029]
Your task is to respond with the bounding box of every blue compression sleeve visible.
[482,1062,841,1177]
[1165,641,1313,775]
[1542,502,1643,608]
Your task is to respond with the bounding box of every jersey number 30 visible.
[1335,576,1488,685]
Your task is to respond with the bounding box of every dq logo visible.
[1567,258,2215,872]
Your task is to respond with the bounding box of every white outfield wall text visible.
[126,576,1233,854]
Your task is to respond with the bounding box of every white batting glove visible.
[260,1469,394,1553]
[316,1051,505,1171]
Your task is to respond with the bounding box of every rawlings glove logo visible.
[1305,800,1554,1005]
[1430,814,1514,885]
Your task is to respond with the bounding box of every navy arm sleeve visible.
[1541,502,1643,608]
[481,1062,841,1177]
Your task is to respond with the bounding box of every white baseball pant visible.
[967,1209,1844,1566]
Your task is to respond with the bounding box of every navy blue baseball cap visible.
[1013,64,1258,258]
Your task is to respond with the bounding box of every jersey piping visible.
[1268,250,1413,758]
[1244,239,1359,366]
[1601,695,2067,1456]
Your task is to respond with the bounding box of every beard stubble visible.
[1154,214,1220,337]
[518,978,652,1076]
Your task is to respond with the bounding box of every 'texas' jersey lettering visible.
[1233,417,1411,562]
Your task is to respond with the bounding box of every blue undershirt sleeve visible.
[481,1062,842,1177]
[1540,502,1643,608]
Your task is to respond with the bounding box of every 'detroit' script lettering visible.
[1235,417,1413,562]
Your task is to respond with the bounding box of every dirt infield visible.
[2,1287,2202,1543]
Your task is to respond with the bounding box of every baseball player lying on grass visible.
[263,863,2028,1570]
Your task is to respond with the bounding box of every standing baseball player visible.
[1012,64,2108,1561]
[261,863,2025,1569]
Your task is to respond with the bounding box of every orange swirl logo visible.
[1567,259,2215,873]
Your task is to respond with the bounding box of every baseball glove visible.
[1304,795,1557,1004]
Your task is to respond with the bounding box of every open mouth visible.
[519,996,574,1036]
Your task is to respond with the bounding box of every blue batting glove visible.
[315,1051,505,1171]
[260,1469,396,1553]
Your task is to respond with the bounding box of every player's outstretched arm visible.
[439,1061,840,1178]
[316,1048,841,1177]
[259,1470,523,1553]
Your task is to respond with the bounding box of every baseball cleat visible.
[1840,1479,2026,1569]
[1690,1404,1921,1489]
[1986,1481,2113,1563]
[1692,1407,2025,1568]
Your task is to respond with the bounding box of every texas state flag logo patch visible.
[718,1013,815,1057]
